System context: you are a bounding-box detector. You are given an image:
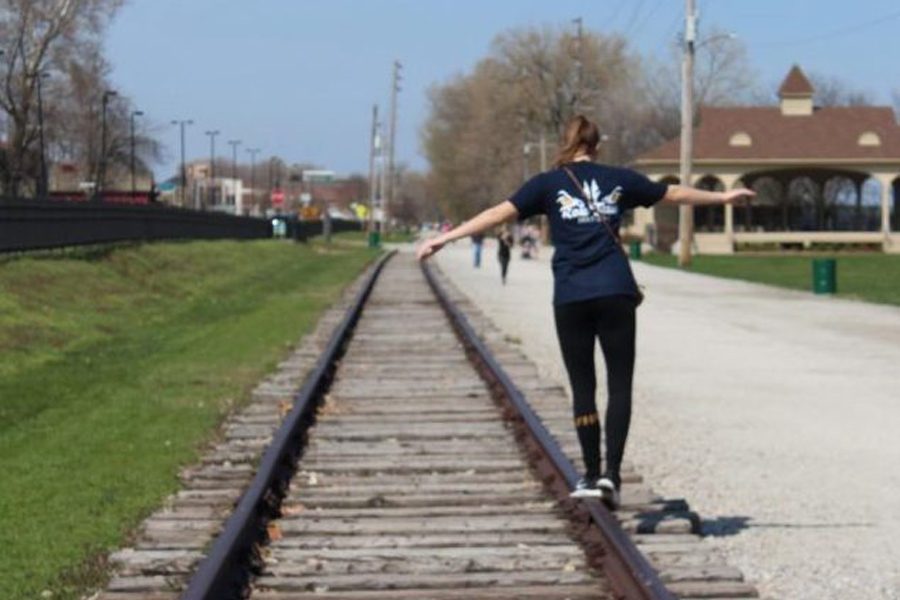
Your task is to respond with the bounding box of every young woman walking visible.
[497,228,513,285]
[417,115,753,508]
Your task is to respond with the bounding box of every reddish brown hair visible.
[554,115,600,167]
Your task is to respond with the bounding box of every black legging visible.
[554,295,636,484]
[498,254,510,283]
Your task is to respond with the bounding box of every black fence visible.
[0,198,273,253]
[0,198,367,253]
[284,218,363,242]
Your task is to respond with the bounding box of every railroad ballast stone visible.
[249,255,613,599]
[431,263,760,599]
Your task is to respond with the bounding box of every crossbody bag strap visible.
[561,165,644,303]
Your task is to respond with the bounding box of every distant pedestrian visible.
[418,114,754,509]
[497,229,513,285]
[471,233,485,268]
[520,227,536,259]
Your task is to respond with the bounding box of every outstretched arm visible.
[663,185,755,205]
[417,201,518,261]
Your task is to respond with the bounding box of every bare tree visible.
[45,42,162,191]
[0,0,124,195]
[807,72,874,107]
[424,25,650,220]
[643,28,763,145]
[423,24,764,220]
[391,167,429,226]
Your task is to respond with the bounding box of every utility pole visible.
[205,130,220,209]
[378,121,387,231]
[246,147,261,213]
[171,119,193,207]
[367,104,379,237]
[228,139,241,210]
[130,110,144,199]
[678,0,697,267]
[36,72,50,199]
[386,60,402,232]
[99,90,118,199]
[573,16,583,112]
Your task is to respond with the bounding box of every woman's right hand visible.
[416,237,446,261]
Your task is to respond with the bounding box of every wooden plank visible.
[282,491,548,509]
[251,584,606,599]
[276,514,569,535]
[665,580,760,598]
[254,569,599,592]
[264,547,587,577]
[271,532,579,550]
[275,502,556,520]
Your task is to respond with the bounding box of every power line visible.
[630,0,666,41]
[621,0,646,37]
[606,2,626,30]
[758,8,900,48]
[652,7,685,55]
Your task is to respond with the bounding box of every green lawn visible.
[641,253,900,306]
[0,239,376,600]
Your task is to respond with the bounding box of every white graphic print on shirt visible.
[555,179,623,223]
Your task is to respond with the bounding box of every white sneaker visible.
[597,476,620,510]
[570,476,603,499]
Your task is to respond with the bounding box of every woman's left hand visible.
[722,188,755,204]
[416,237,446,261]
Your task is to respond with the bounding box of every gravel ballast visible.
[435,241,900,600]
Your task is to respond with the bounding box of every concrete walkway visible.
[435,240,900,600]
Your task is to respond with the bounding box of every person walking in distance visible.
[497,228,513,285]
[418,115,753,508]
[471,233,485,268]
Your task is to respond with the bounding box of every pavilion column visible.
[875,173,891,236]
[719,173,741,248]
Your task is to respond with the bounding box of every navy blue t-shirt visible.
[509,162,667,306]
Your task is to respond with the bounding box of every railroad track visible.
[102,249,758,599]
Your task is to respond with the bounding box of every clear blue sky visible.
[105,0,900,179]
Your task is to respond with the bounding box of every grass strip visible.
[640,253,900,306]
[0,238,376,599]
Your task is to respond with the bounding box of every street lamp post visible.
[130,110,144,199]
[367,104,379,236]
[99,89,118,199]
[171,119,194,207]
[246,147,261,212]
[205,129,220,209]
[36,71,50,199]
[227,139,241,210]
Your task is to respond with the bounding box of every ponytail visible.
[553,115,600,168]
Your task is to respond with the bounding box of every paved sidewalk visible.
[435,240,900,600]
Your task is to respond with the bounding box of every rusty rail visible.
[421,260,674,600]
[180,251,395,600]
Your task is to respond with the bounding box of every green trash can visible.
[367,231,381,249]
[812,258,837,294]
[628,240,642,260]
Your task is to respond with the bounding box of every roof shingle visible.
[636,105,900,164]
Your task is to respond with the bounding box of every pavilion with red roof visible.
[630,65,900,253]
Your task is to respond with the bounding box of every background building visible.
[631,66,900,253]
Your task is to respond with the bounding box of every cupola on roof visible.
[778,65,815,98]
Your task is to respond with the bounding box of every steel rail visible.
[422,261,675,600]
[181,250,395,600]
